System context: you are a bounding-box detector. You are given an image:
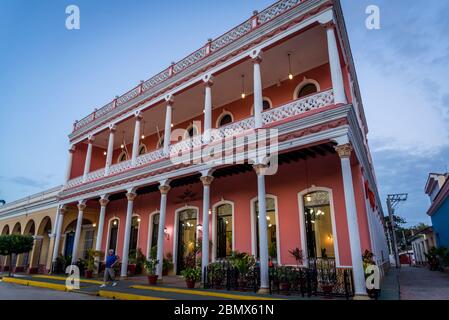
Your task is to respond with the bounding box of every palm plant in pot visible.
[144,258,159,285]
[85,250,102,278]
[181,267,201,289]
[229,251,255,289]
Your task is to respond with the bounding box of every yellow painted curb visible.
[33,275,103,285]
[130,285,283,300]
[3,277,70,292]
[99,290,169,300]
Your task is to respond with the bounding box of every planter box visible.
[127,264,136,275]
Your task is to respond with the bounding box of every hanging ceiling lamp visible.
[141,120,146,140]
[288,53,293,80]
[241,74,246,99]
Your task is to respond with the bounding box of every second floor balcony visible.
[62,2,361,197]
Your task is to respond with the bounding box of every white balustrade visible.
[65,90,334,189]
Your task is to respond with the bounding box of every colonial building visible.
[2,0,389,297]
[410,226,436,265]
[425,173,449,248]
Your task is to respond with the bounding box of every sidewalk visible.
[0,273,337,300]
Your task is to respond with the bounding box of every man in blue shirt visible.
[100,249,119,287]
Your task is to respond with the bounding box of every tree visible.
[0,234,34,277]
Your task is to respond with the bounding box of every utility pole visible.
[386,193,408,269]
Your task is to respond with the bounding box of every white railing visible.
[262,89,334,124]
[71,0,304,133]
[65,89,333,189]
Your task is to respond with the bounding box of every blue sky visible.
[0,0,448,227]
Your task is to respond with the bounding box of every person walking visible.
[100,249,119,287]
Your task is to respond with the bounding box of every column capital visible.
[126,192,137,201]
[87,135,95,144]
[322,21,335,30]
[165,94,174,106]
[69,145,76,153]
[159,185,171,194]
[334,143,353,158]
[99,198,110,207]
[134,111,143,121]
[77,202,86,211]
[253,163,269,175]
[250,49,263,64]
[202,74,214,87]
[109,124,117,133]
[200,175,214,186]
[60,207,68,215]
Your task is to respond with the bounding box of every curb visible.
[3,277,71,292]
[98,290,168,300]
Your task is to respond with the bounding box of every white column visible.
[131,112,143,165]
[325,22,347,104]
[65,146,75,183]
[104,126,116,176]
[120,190,137,278]
[203,76,213,143]
[83,136,95,182]
[200,175,213,280]
[163,96,173,155]
[96,196,109,252]
[335,143,366,296]
[156,183,170,279]
[254,164,269,293]
[51,207,65,264]
[252,54,263,128]
[71,201,86,264]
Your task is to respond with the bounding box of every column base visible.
[119,275,128,280]
[353,293,370,300]
[257,287,270,294]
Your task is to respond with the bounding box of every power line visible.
[386,193,407,269]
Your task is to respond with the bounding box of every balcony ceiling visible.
[91,25,328,149]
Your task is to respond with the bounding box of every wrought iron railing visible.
[204,258,354,299]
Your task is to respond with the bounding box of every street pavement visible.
[399,265,449,300]
[0,280,105,300]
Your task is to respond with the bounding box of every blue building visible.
[425,173,449,248]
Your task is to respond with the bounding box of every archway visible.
[174,207,198,274]
[18,220,36,269]
[30,217,52,272]
[62,218,94,261]
[10,223,22,269]
[0,225,10,271]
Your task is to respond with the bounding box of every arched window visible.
[129,216,140,256]
[148,213,160,258]
[302,191,334,259]
[216,112,233,127]
[108,219,119,253]
[118,151,128,163]
[138,144,146,155]
[252,196,279,261]
[157,136,164,149]
[215,203,233,259]
[184,124,199,139]
[262,98,272,111]
[294,80,320,99]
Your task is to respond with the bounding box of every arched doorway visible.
[212,202,234,261]
[147,212,160,258]
[251,196,280,263]
[106,218,120,254]
[19,220,36,269]
[31,217,52,272]
[0,225,10,270]
[10,223,22,269]
[128,215,141,260]
[299,189,338,264]
[63,218,94,260]
[174,207,198,274]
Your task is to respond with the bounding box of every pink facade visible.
[55,0,389,296]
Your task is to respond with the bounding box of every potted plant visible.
[135,248,146,275]
[278,266,292,292]
[163,252,174,276]
[229,251,255,290]
[181,267,201,289]
[85,250,101,278]
[127,249,137,275]
[208,262,225,287]
[144,258,159,285]
[289,248,304,266]
[362,249,379,299]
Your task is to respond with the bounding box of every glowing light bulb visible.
[141,134,145,139]
[137,217,141,222]
[92,223,97,227]
[103,151,107,156]
[288,73,293,80]
[120,144,124,149]
[241,92,246,99]
[113,220,117,226]
[306,195,312,202]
